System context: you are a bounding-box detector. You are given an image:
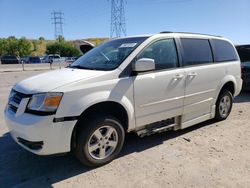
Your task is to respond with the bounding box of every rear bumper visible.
[4,108,76,155]
[235,78,243,96]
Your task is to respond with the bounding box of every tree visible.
[0,37,33,57]
[5,36,19,56]
[38,37,45,41]
[46,42,61,54]
[31,39,46,56]
[57,35,65,43]
[46,41,81,57]
[0,38,7,56]
[0,36,82,57]
[18,37,33,57]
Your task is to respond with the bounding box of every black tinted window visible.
[213,39,238,62]
[181,39,213,66]
[2,55,17,59]
[138,39,178,70]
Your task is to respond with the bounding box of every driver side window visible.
[137,38,178,70]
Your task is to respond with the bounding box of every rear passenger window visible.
[212,39,238,62]
[181,38,213,66]
[137,39,178,70]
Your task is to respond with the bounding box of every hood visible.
[14,68,104,94]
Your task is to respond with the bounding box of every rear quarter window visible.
[180,38,213,66]
[212,39,238,62]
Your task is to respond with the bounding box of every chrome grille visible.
[8,90,30,113]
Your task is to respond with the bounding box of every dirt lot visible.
[0,70,250,188]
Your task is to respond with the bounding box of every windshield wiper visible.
[69,65,89,69]
[69,65,82,69]
[69,65,100,70]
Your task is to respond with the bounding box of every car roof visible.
[119,31,225,41]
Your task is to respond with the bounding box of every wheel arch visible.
[219,81,235,96]
[70,101,130,150]
[216,75,237,101]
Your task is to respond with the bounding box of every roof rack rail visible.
[159,31,221,38]
[159,31,173,34]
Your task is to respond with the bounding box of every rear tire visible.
[73,115,125,167]
[215,90,233,121]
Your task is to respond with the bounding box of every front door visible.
[133,38,185,127]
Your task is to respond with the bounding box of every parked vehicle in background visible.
[43,54,65,64]
[65,57,77,64]
[20,57,28,64]
[4,32,242,167]
[1,55,20,64]
[26,56,42,64]
[40,56,46,63]
[236,45,250,90]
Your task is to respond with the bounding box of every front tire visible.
[74,115,125,167]
[215,90,233,121]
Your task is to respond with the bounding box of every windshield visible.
[69,37,148,70]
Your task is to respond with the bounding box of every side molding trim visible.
[53,116,79,123]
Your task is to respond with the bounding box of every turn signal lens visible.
[44,95,62,108]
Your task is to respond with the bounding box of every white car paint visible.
[134,68,186,126]
[15,68,107,93]
[4,33,242,155]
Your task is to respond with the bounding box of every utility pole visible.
[110,0,126,38]
[51,11,64,40]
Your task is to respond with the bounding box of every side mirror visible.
[133,58,155,72]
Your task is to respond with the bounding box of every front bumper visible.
[4,108,76,155]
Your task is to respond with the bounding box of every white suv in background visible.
[43,54,65,63]
[5,32,242,166]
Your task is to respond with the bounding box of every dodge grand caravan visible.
[5,32,242,166]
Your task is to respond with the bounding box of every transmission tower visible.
[110,0,126,38]
[51,11,64,39]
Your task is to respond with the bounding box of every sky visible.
[0,0,249,44]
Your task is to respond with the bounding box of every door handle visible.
[187,72,198,77]
[173,74,184,80]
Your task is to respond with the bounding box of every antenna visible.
[51,11,64,39]
[110,0,126,38]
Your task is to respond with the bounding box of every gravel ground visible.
[0,70,250,188]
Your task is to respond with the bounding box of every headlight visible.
[27,92,63,114]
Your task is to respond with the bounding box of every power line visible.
[51,11,64,39]
[110,0,126,38]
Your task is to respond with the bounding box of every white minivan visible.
[5,32,242,166]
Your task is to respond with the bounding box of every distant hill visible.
[82,38,109,45]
